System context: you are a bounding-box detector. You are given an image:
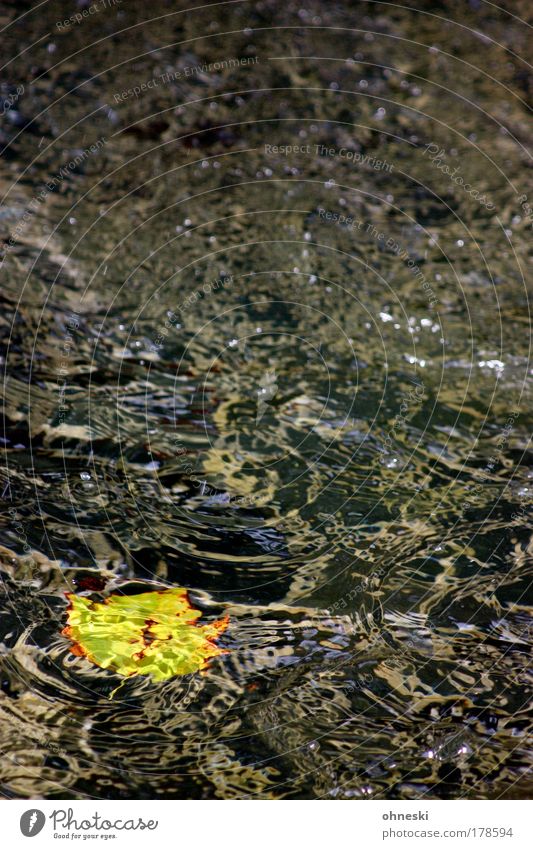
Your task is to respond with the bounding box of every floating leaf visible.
[62,588,229,682]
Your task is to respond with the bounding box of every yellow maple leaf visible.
[62,588,229,682]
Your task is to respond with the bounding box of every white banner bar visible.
[3,799,531,849]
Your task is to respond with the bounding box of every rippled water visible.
[0,0,532,799]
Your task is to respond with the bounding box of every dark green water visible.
[0,0,531,799]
